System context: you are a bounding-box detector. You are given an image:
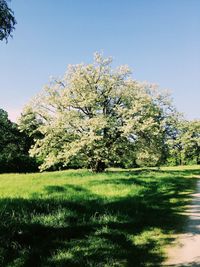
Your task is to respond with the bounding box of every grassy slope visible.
[0,166,199,267]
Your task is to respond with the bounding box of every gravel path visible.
[164,178,200,266]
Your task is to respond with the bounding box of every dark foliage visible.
[0,108,38,173]
[0,0,16,41]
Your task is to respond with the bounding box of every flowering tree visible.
[20,53,175,172]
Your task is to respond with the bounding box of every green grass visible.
[0,166,199,267]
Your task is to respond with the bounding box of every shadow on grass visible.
[106,167,200,177]
[166,263,200,267]
[0,169,198,267]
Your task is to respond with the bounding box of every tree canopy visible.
[0,108,38,172]
[19,53,178,172]
[0,0,16,41]
[168,119,200,165]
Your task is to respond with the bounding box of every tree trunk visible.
[91,160,106,173]
[197,156,200,165]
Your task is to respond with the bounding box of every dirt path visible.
[164,178,200,266]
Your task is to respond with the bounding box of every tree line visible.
[1,53,199,173]
[0,109,38,173]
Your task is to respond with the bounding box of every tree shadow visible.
[0,170,197,266]
[166,263,200,267]
[106,167,200,177]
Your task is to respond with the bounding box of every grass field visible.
[0,166,199,267]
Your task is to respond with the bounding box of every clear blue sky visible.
[0,0,199,121]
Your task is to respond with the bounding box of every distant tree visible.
[183,120,200,164]
[20,53,176,172]
[0,0,16,41]
[0,108,38,172]
[167,119,200,165]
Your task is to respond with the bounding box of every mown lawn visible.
[0,166,199,267]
